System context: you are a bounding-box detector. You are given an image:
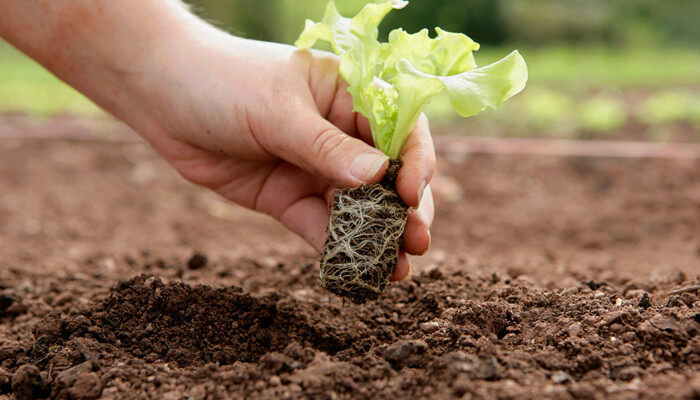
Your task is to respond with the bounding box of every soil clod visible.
[0,291,27,318]
[637,292,652,309]
[583,280,607,290]
[0,291,18,313]
[11,364,50,400]
[66,372,102,400]
[187,252,208,270]
[0,367,11,393]
[666,295,681,307]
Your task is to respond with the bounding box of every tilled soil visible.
[4,267,699,399]
[1,120,699,399]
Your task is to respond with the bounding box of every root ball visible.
[320,160,408,304]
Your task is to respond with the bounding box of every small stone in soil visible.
[11,365,50,400]
[443,352,503,381]
[187,252,208,270]
[551,371,570,384]
[269,376,281,386]
[383,340,428,369]
[420,321,440,334]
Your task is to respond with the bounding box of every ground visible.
[0,118,698,399]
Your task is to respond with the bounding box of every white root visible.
[320,183,408,303]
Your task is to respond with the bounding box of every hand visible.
[140,35,435,281]
[0,1,435,281]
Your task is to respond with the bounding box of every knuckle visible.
[311,128,346,166]
[320,54,341,72]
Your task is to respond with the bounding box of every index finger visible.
[395,114,435,208]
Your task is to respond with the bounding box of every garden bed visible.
[0,120,698,399]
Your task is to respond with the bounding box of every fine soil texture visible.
[1,118,699,399]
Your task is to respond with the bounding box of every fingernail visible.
[350,153,388,182]
[417,180,427,206]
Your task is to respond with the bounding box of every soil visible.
[0,118,699,399]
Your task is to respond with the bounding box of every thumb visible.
[275,112,389,187]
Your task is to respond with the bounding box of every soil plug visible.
[296,0,527,303]
[320,160,408,303]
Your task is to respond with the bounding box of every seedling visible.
[297,0,527,303]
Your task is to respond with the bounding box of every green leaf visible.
[296,1,528,159]
[380,28,479,80]
[397,50,528,116]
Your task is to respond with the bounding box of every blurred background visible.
[1,0,698,141]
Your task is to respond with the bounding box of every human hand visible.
[136,33,434,280]
[0,1,434,281]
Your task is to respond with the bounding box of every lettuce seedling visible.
[297,0,527,304]
[296,0,527,158]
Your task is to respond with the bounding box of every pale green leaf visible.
[296,1,528,158]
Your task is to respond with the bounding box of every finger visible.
[395,114,435,208]
[305,53,357,139]
[278,196,329,252]
[253,164,330,251]
[390,253,413,282]
[325,80,359,137]
[213,162,330,251]
[402,185,434,255]
[355,113,374,146]
[307,53,343,120]
[273,110,390,188]
[314,67,372,146]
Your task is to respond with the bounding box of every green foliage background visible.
[188,0,699,46]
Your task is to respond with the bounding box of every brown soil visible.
[1,118,699,399]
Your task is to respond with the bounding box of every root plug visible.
[320,160,407,304]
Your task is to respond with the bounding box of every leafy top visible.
[296,0,527,159]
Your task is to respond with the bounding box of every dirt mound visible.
[34,275,359,366]
[7,271,697,399]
